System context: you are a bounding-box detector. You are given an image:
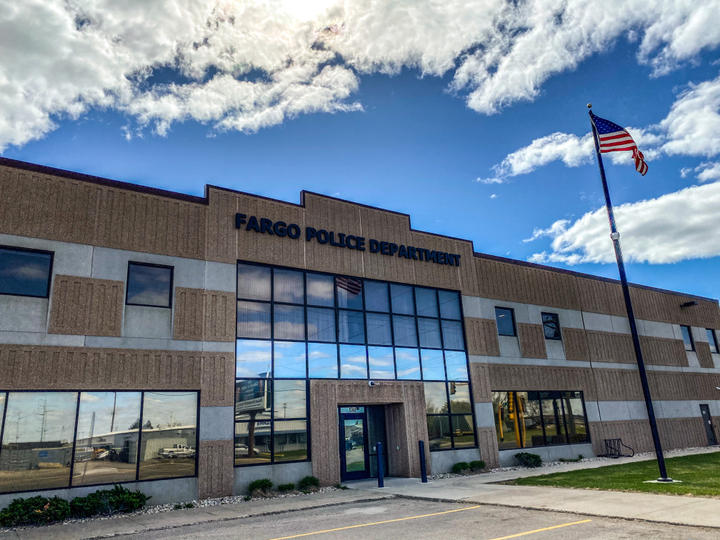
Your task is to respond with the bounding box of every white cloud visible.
[694,162,720,182]
[489,193,498,199]
[528,181,720,264]
[2,1,720,150]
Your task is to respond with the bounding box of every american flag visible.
[590,111,648,176]
[336,276,362,296]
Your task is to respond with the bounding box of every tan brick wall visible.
[639,336,688,367]
[562,328,589,361]
[517,323,547,359]
[586,331,635,364]
[48,275,124,336]
[174,287,235,342]
[465,318,500,356]
[198,440,234,499]
[696,341,714,368]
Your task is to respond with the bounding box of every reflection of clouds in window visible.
[340,345,367,379]
[142,392,197,428]
[308,343,338,378]
[273,305,305,340]
[237,301,271,338]
[76,392,141,438]
[0,249,52,296]
[237,264,271,300]
[306,273,334,306]
[307,307,335,341]
[3,392,77,443]
[274,341,306,378]
[236,340,272,377]
[0,264,47,280]
[127,264,171,307]
[445,351,469,381]
[368,346,394,378]
[395,348,420,380]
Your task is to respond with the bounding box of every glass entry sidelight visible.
[339,407,368,480]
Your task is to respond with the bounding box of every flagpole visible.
[587,103,671,482]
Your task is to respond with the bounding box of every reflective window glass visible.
[336,277,363,310]
[681,325,694,351]
[707,329,719,354]
[339,310,365,343]
[366,313,392,345]
[364,281,389,312]
[307,342,338,378]
[126,263,172,307]
[236,339,272,378]
[424,382,448,413]
[237,263,271,301]
[0,247,52,297]
[448,382,471,413]
[72,392,141,486]
[306,273,334,306]
[427,415,452,450]
[0,392,78,493]
[562,392,588,444]
[418,318,441,348]
[237,301,271,339]
[273,304,305,340]
[273,380,306,419]
[523,392,545,448]
[452,415,475,448]
[441,320,465,350]
[307,307,336,342]
[393,315,417,347]
[540,394,566,445]
[273,341,307,378]
[438,290,461,320]
[368,346,395,379]
[445,351,469,381]
[235,421,271,465]
[542,312,561,340]
[273,268,304,304]
[390,284,414,315]
[492,392,521,450]
[273,420,308,462]
[421,349,445,380]
[235,379,271,421]
[495,307,516,336]
[138,392,197,480]
[415,287,438,317]
[395,348,421,380]
[340,344,367,379]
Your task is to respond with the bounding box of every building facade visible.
[0,157,719,505]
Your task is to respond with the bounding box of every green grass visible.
[507,452,720,497]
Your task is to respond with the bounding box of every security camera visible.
[368,380,376,387]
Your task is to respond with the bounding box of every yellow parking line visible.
[488,519,593,540]
[267,504,484,539]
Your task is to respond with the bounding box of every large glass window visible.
[542,312,561,340]
[126,262,173,308]
[235,263,475,461]
[681,325,694,351]
[0,391,197,494]
[72,392,141,487]
[708,329,719,354]
[138,392,197,480]
[0,246,53,298]
[492,390,589,450]
[424,382,475,450]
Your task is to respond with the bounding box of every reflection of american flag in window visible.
[336,276,362,295]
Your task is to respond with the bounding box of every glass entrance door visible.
[339,407,369,480]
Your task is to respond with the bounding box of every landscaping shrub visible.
[278,483,295,492]
[70,485,148,518]
[451,462,470,474]
[0,496,71,527]
[298,476,320,492]
[247,479,273,496]
[515,452,542,468]
[469,460,486,471]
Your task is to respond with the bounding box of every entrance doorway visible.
[700,404,718,445]
[338,406,387,481]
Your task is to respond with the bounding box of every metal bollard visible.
[377,442,384,488]
[419,440,428,483]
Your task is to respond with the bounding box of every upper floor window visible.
[126,262,173,308]
[707,329,719,354]
[0,246,53,298]
[495,307,516,336]
[680,325,694,351]
[541,312,561,340]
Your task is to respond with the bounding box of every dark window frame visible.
[495,306,517,337]
[0,389,199,495]
[541,312,561,340]
[0,245,54,299]
[680,325,695,351]
[125,261,174,308]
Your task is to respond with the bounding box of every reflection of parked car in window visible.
[234,444,249,457]
[158,444,196,458]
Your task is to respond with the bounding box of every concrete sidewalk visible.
[347,471,720,529]
[2,490,394,540]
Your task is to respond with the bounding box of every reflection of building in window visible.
[492,391,589,450]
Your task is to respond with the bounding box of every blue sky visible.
[2,1,720,301]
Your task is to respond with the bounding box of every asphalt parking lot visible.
[127,497,720,540]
